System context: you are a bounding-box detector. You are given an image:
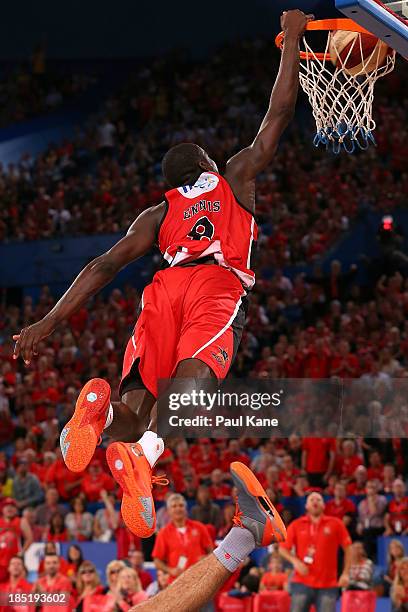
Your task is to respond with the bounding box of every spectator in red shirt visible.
[330,340,360,378]
[34,553,74,612]
[80,459,115,502]
[347,465,368,496]
[0,499,33,583]
[279,492,352,612]
[324,482,356,533]
[126,550,153,591]
[335,440,363,482]
[152,493,213,583]
[302,421,335,488]
[384,479,408,536]
[44,450,83,501]
[0,556,32,612]
[209,469,232,500]
[220,440,249,475]
[279,454,300,496]
[367,450,384,482]
[260,556,288,592]
[43,512,69,542]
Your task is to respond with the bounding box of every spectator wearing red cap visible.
[152,494,213,583]
[0,499,33,583]
[384,479,408,536]
[0,556,32,608]
[80,459,115,502]
[279,492,351,612]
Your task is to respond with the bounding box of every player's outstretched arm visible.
[13,203,165,364]
[225,10,312,205]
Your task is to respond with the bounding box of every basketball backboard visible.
[335,0,408,56]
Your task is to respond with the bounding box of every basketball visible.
[329,30,389,76]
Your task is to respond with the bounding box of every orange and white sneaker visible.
[106,441,168,538]
[60,378,111,473]
[230,461,287,545]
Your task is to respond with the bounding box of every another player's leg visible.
[130,462,286,611]
[106,358,214,537]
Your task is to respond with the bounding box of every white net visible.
[299,31,396,153]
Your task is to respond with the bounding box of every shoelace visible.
[232,495,243,528]
[151,475,169,486]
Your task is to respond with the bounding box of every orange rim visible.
[275,18,374,61]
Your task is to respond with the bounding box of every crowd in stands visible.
[0,39,407,270]
[0,46,97,128]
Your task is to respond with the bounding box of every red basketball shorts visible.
[120,264,247,398]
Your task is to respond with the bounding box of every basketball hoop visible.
[275,19,396,153]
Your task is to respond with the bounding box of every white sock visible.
[137,431,164,468]
[104,403,113,429]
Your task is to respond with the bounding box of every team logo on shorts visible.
[211,346,229,368]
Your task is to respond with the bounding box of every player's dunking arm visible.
[13,203,166,365]
[224,10,313,211]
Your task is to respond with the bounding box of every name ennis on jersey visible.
[159,172,258,289]
[183,200,221,220]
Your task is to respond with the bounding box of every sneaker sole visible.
[106,442,156,538]
[230,461,287,544]
[60,378,110,473]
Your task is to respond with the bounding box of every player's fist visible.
[13,319,53,365]
[280,9,314,39]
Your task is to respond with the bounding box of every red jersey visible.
[159,172,257,289]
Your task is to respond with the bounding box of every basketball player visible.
[13,10,311,538]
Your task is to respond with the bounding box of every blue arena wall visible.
[2,211,407,295]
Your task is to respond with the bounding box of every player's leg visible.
[106,389,155,441]
[131,462,286,612]
[106,357,214,537]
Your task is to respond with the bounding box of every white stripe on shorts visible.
[192,295,243,359]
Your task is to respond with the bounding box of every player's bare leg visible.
[130,462,286,611]
[106,389,155,441]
